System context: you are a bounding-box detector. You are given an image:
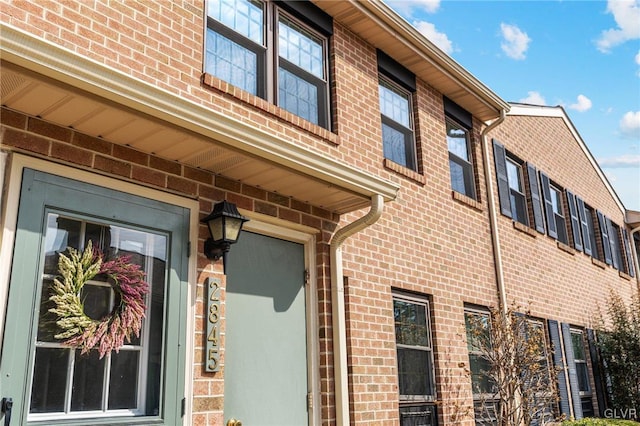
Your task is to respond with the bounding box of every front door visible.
[0,169,189,425]
[224,231,309,425]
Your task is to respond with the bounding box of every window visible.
[445,97,475,199]
[540,172,568,244]
[585,205,600,259]
[205,0,332,129]
[506,158,528,225]
[570,331,590,394]
[464,310,494,396]
[380,77,416,170]
[608,221,624,271]
[393,294,437,425]
[447,119,475,199]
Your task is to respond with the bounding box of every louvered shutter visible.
[576,197,592,256]
[561,323,584,419]
[607,218,620,270]
[586,329,606,417]
[566,190,583,251]
[597,211,612,265]
[527,163,546,234]
[622,229,635,277]
[548,320,571,417]
[492,139,512,218]
[539,171,557,238]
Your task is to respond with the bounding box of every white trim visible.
[507,104,625,213]
[235,217,321,426]
[0,153,198,425]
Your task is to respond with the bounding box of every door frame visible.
[236,216,321,426]
[0,154,200,424]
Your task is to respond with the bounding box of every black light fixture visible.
[201,201,249,267]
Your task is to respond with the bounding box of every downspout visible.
[330,194,384,426]
[480,110,508,314]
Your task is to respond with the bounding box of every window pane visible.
[506,160,522,192]
[394,299,429,347]
[469,354,494,394]
[278,67,319,124]
[379,82,410,127]
[109,351,140,409]
[576,363,590,393]
[447,121,469,161]
[571,332,585,359]
[450,159,466,195]
[206,30,258,95]
[30,348,69,413]
[383,123,410,168]
[279,17,323,78]
[71,350,106,411]
[397,348,433,396]
[44,215,81,275]
[208,0,263,44]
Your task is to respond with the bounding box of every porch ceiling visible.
[1,25,399,215]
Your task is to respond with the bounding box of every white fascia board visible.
[0,24,399,204]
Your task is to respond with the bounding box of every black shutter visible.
[566,190,583,251]
[597,211,612,265]
[607,218,620,270]
[561,323,584,419]
[492,139,512,218]
[576,197,592,256]
[586,329,606,417]
[548,320,571,417]
[539,171,557,239]
[622,229,635,277]
[527,163,546,234]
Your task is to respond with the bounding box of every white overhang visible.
[0,24,399,214]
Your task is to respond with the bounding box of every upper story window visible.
[378,51,417,171]
[608,221,624,271]
[583,203,601,260]
[505,158,528,226]
[445,97,475,199]
[540,172,568,245]
[205,0,332,129]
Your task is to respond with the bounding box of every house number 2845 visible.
[205,277,221,372]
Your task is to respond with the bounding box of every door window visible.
[30,214,166,420]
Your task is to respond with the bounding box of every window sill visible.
[451,190,482,211]
[619,271,632,281]
[384,159,426,184]
[557,241,576,255]
[513,221,537,238]
[202,73,339,145]
[591,257,607,269]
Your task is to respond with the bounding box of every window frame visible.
[379,75,417,171]
[569,329,591,397]
[393,292,436,403]
[506,156,529,226]
[447,117,476,199]
[204,0,332,129]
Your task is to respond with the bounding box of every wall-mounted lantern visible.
[201,201,249,269]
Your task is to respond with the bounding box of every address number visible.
[205,277,221,372]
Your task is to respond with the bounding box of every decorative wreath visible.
[49,240,150,359]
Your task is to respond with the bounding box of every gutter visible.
[330,194,384,426]
[480,110,508,314]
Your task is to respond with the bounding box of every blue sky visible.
[385,0,640,211]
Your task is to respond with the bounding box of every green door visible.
[0,169,189,425]
[224,231,309,426]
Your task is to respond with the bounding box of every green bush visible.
[562,419,640,425]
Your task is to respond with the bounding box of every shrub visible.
[562,419,640,425]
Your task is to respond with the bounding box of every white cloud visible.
[598,154,640,168]
[568,94,593,112]
[500,23,531,60]
[519,91,546,105]
[596,0,640,53]
[413,20,454,54]
[620,111,640,138]
[384,0,440,16]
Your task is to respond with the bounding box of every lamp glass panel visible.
[208,217,224,241]
[225,217,244,242]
